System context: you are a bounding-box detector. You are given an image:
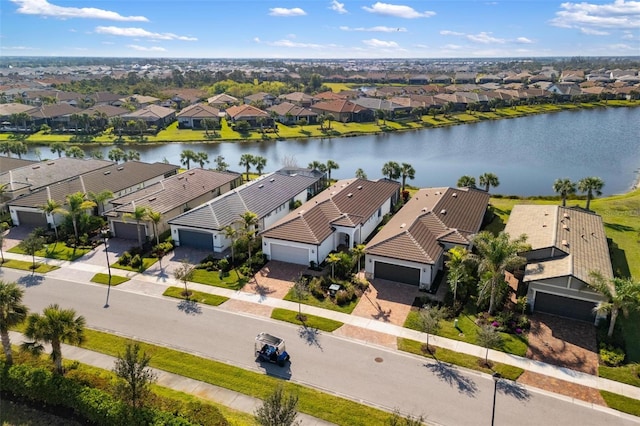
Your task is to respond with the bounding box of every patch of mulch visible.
[518,371,606,406]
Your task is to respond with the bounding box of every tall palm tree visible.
[239,153,255,182]
[400,162,415,192]
[457,175,476,188]
[308,160,323,171]
[351,244,366,272]
[326,160,339,181]
[588,271,640,337]
[88,189,114,216]
[10,141,27,159]
[445,246,474,303]
[145,209,163,246]
[195,152,209,168]
[472,231,529,314]
[553,178,576,207]
[327,252,341,280]
[21,303,86,374]
[0,281,28,366]
[110,116,124,139]
[64,192,97,243]
[50,142,68,158]
[223,225,238,265]
[578,176,604,211]
[381,161,400,181]
[478,173,500,193]
[124,205,148,249]
[214,155,229,171]
[238,211,259,267]
[39,199,65,240]
[254,155,267,175]
[180,149,197,169]
[65,145,85,159]
[355,168,367,179]
[108,147,126,163]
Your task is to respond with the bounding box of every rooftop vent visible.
[298,210,305,215]
[440,209,446,215]
[562,239,569,246]
[258,184,264,188]
[178,175,184,180]
[104,171,111,175]
[148,197,156,202]
[32,165,40,169]
[421,207,428,212]
[47,161,55,165]
[400,223,406,228]
[562,223,569,230]
[435,191,441,195]
[544,211,548,216]
[270,178,275,182]
[117,166,124,171]
[452,193,457,197]
[563,212,570,218]
[347,193,353,197]
[357,185,363,190]
[188,171,195,175]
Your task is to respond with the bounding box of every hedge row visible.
[0,362,212,425]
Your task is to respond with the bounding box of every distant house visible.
[225,104,272,128]
[27,104,82,129]
[503,205,612,323]
[548,83,583,100]
[176,104,221,129]
[267,102,317,125]
[310,99,374,123]
[365,187,489,289]
[244,92,277,107]
[207,94,239,109]
[261,178,400,266]
[351,97,412,119]
[115,94,160,109]
[120,105,176,129]
[278,92,315,107]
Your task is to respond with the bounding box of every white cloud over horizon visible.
[96,26,197,41]
[362,2,435,18]
[10,0,148,21]
[268,7,307,17]
[340,25,406,32]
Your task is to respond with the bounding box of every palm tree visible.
[472,231,529,314]
[21,304,86,374]
[65,145,85,159]
[64,192,97,243]
[254,155,267,175]
[108,147,126,163]
[110,116,124,139]
[0,222,8,263]
[238,211,259,267]
[180,149,197,169]
[124,205,148,249]
[351,244,366,272]
[223,225,238,266]
[146,209,163,246]
[50,142,68,158]
[355,168,367,179]
[327,253,341,280]
[239,153,255,181]
[10,141,27,159]
[88,189,114,216]
[478,173,500,192]
[214,155,229,171]
[578,176,604,210]
[457,175,476,188]
[126,150,141,162]
[326,160,339,181]
[381,161,400,181]
[588,271,640,337]
[195,152,209,168]
[39,199,65,240]
[201,118,217,137]
[0,281,28,366]
[553,178,576,207]
[400,163,415,192]
[308,160,323,171]
[445,246,473,303]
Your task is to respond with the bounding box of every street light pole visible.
[491,372,501,426]
[102,229,112,308]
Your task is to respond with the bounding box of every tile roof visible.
[176,103,221,118]
[310,99,368,114]
[225,104,269,119]
[267,102,317,117]
[0,156,37,173]
[121,104,175,120]
[0,103,34,116]
[27,104,81,119]
[504,205,613,283]
[366,187,489,264]
[261,178,400,244]
[168,169,323,230]
[81,104,129,118]
[8,161,179,208]
[108,168,240,215]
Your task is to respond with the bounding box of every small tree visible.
[0,281,28,366]
[588,271,640,337]
[0,222,9,263]
[113,342,157,410]
[477,324,503,366]
[174,258,195,299]
[214,155,229,171]
[418,305,448,354]
[255,385,300,426]
[326,252,341,280]
[19,232,45,270]
[291,276,309,321]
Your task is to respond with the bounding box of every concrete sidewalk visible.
[5,249,640,403]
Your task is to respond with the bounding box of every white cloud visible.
[515,37,533,43]
[96,26,197,41]
[268,7,306,17]
[362,2,435,18]
[330,0,348,14]
[443,44,463,50]
[1,45,38,50]
[440,30,465,36]
[580,27,610,35]
[340,25,406,32]
[10,0,148,21]
[255,38,326,49]
[622,30,635,38]
[127,45,166,52]
[362,38,400,48]
[466,32,505,43]
[550,0,640,29]
[607,42,636,50]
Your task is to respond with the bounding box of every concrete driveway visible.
[351,277,419,326]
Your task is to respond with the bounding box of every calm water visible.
[29,107,640,196]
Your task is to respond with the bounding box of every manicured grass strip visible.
[600,390,640,417]
[79,328,391,425]
[90,273,130,286]
[1,259,59,273]
[271,308,344,332]
[283,289,358,314]
[9,242,91,261]
[599,365,640,388]
[111,257,158,273]
[189,269,248,291]
[397,337,524,381]
[163,286,229,306]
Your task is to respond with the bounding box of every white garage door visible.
[270,244,309,265]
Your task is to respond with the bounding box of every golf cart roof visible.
[256,332,284,347]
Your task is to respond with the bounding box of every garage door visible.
[178,229,213,250]
[113,221,142,240]
[374,261,420,285]
[270,244,309,265]
[17,210,48,227]
[534,292,596,322]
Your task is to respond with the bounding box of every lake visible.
[29,107,640,196]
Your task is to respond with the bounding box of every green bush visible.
[130,254,142,269]
[218,258,229,272]
[600,344,626,367]
[308,277,326,300]
[118,251,132,266]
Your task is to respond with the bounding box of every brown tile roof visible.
[225,104,269,119]
[122,104,175,120]
[0,156,37,173]
[267,102,317,118]
[0,103,34,117]
[313,91,347,101]
[176,103,221,118]
[310,99,368,114]
[261,178,400,244]
[82,104,129,118]
[366,187,489,264]
[27,104,81,119]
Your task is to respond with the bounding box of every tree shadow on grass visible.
[177,299,201,315]
[424,361,478,397]
[298,325,323,351]
[17,274,45,287]
[497,378,530,401]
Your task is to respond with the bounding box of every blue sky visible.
[1,0,638,58]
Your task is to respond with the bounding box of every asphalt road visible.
[6,268,639,426]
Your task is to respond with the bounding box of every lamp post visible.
[491,372,501,426]
[102,229,112,308]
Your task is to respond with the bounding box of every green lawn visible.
[599,364,640,387]
[600,390,640,417]
[1,259,59,273]
[90,273,130,286]
[111,257,158,273]
[163,286,229,306]
[283,288,359,314]
[271,308,344,332]
[8,241,91,261]
[189,269,248,290]
[404,308,528,357]
[73,328,395,425]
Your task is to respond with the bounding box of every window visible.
[378,207,382,217]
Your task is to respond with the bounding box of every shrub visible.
[351,275,370,293]
[600,344,626,367]
[118,251,132,266]
[308,277,325,300]
[218,258,230,272]
[130,254,142,269]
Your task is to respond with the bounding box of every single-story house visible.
[120,105,176,129]
[225,104,272,128]
[114,94,160,109]
[27,104,82,129]
[365,187,489,289]
[351,97,412,120]
[8,161,179,228]
[261,178,400,266]
[266,102,317,125]
[244,92,277,107]
[168,168,326,252]
[176,104,221,129]
[207,94,239,109]
[503,205,613,323]
[278,92,315,107]
[310,99,374,123]
[106,168,241,241]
